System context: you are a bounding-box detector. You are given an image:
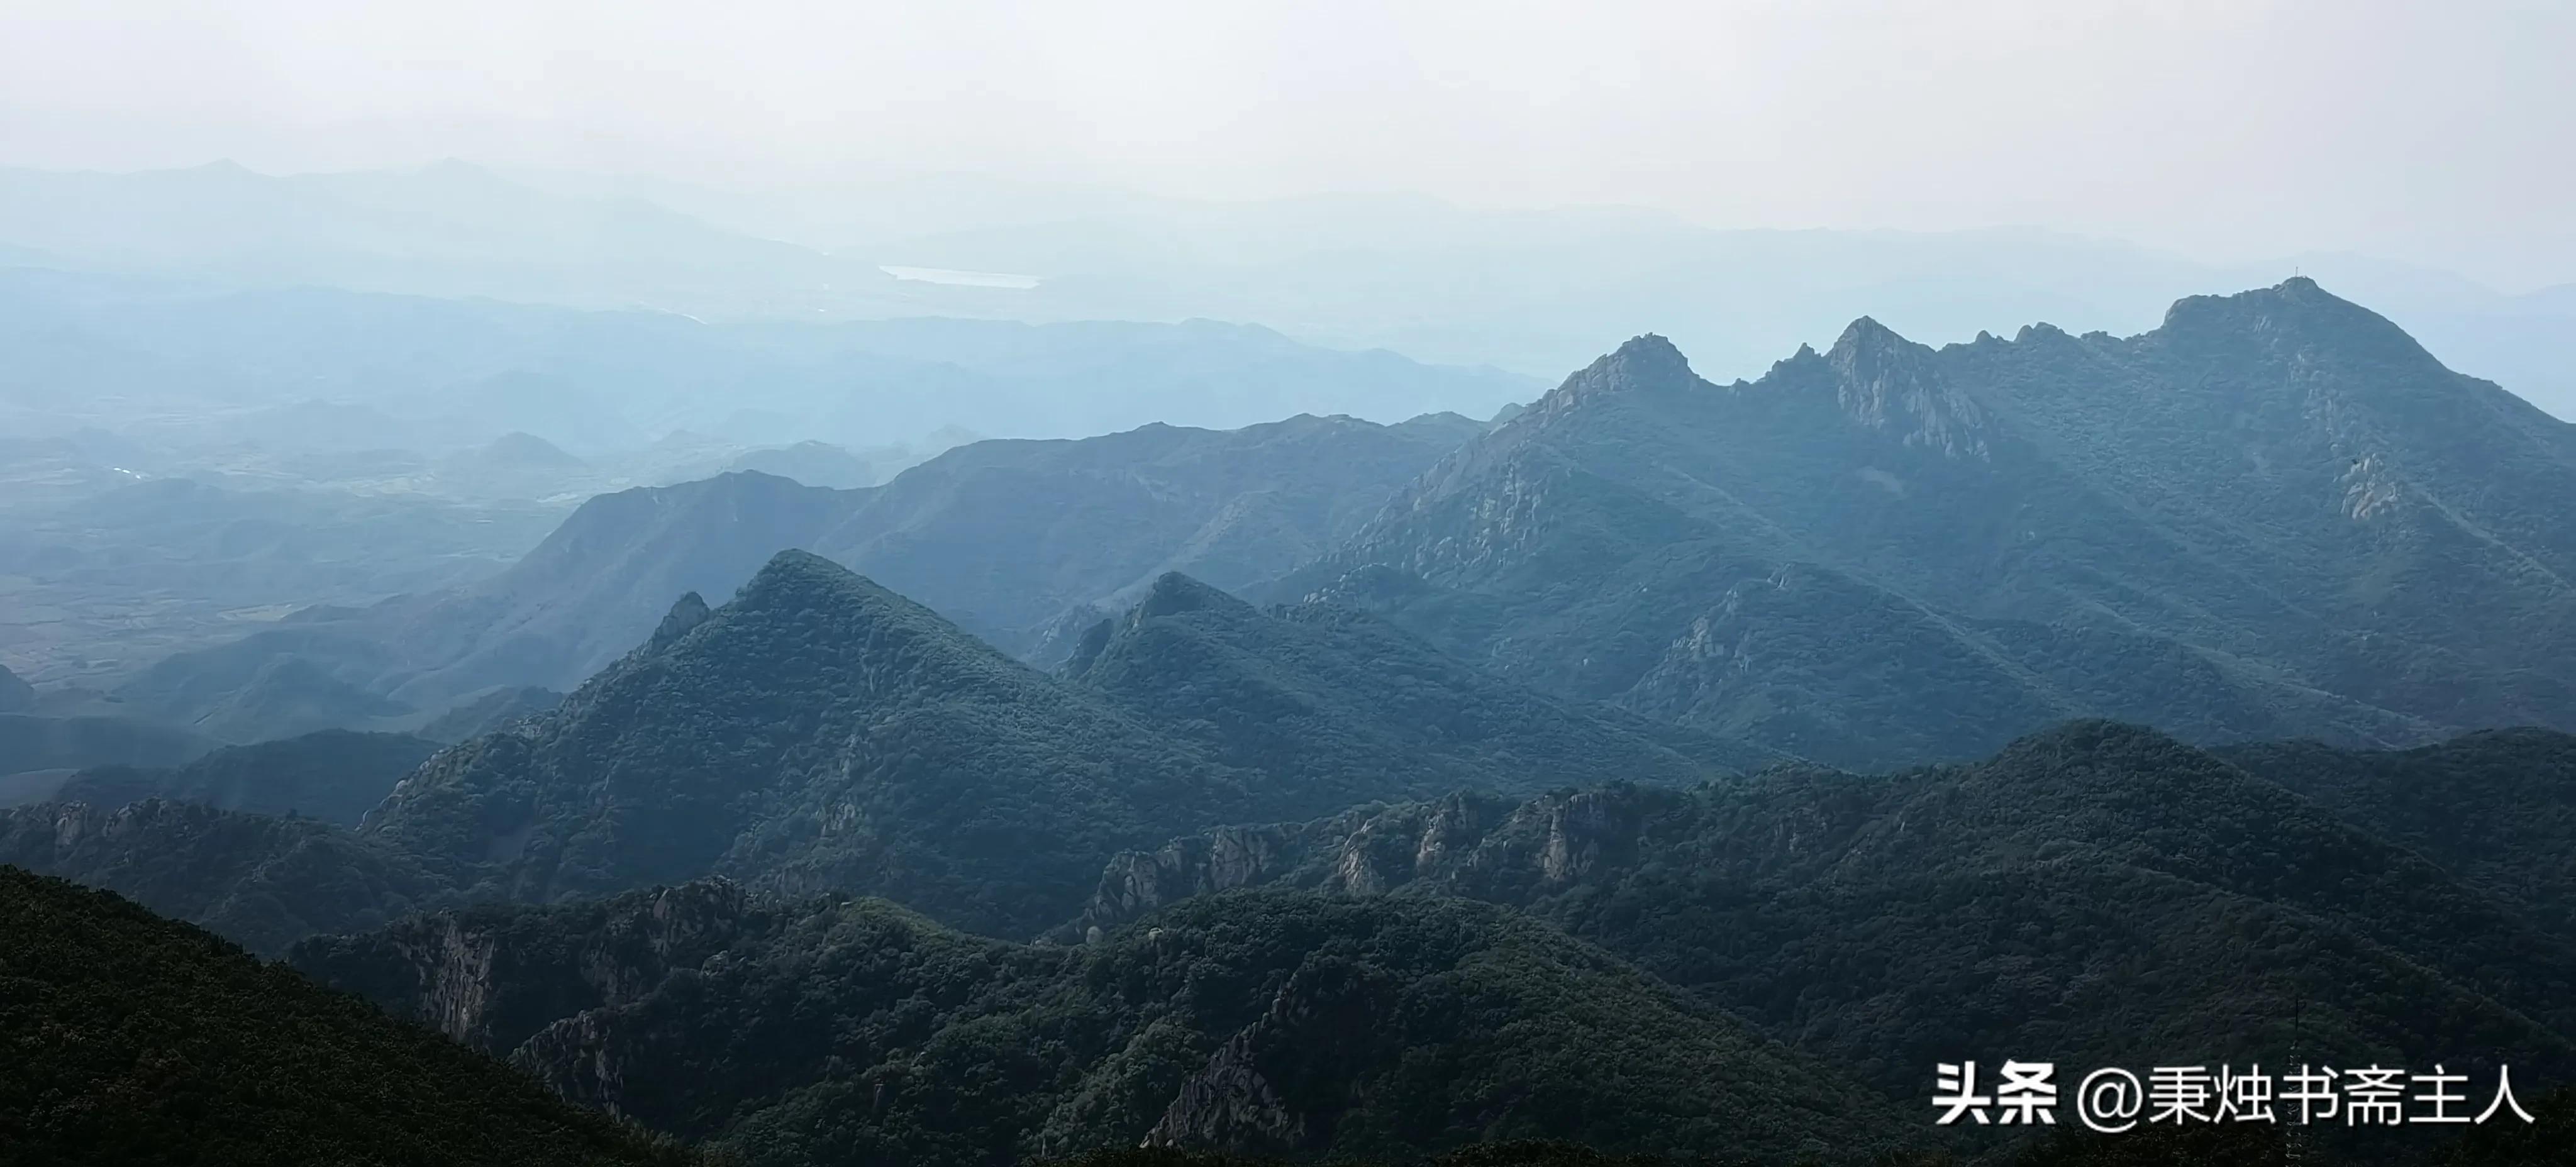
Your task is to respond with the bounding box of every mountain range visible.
[353,551,1749,937]
[1287,279,2576,765]
[115,409,1486,738]
[13,601,2576,1161]
[13,161,2569,421]
[92,279,2576,767]
[10,274,2576,1165]
[0,262,1536,454]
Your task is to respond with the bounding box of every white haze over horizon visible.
[2,0,2570,293]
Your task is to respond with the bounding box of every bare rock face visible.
[292,878,758,1058]
[1069,824,1310,943]
[515,1008,653,1121]
[421,922,503,1048]
[646,592,713,651]
[1143,955,1399,1154]
[1065,785,1689,940]
[1821,316,1992,460]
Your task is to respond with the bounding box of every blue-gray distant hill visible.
[121,411,1486,733]
[0,263,1538,453]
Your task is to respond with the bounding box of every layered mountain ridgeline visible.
[360,553,1756,940]
[1060,572,1779,783]
[0,470,565,693]
[0,253,1536,446]
[0,708,209,782]
[121,411,1480,740]
[0,866,699,1166]
[0,800,449,955]
[0,669,215,805]
[1067,722,2576,1095]
[1289,280,2576,766]
[419,684,565,743]
[293,883,1894,1166]
[113,633,419,744]
[57,728,442,825]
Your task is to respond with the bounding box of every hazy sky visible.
[3,0,2570,289]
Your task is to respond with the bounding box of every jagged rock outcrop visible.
[1143,956,1400,1153]
[645,591,711,651]
[1820,316,1991,459]
[1075,824,1311,943]
[292,878,761,1057]
[1065,787,1687,939]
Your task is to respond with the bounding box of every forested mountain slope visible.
[1068,722,2576,1094]
[1060,572,1779,782]
[2221,727,2576,937]
[0,865,697,1166]
[360,553,1770,939]
[293,883,1897,1166]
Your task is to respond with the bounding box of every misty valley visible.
[5,28,2576,1156]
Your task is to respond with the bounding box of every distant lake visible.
[879,265,1043,289]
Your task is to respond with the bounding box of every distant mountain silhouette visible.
[130,412,1479,716]
[722,441,876,488]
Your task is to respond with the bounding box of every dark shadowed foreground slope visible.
[0,865,697,1167]
[1071,722,2576,1095]
[2221,728,2576,938]
[294,883,1896,1167]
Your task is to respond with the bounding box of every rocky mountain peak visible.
[726,548,887,619]
[1826,314,1907,359]
[1532,333,1701,418]
[2155,277,2436,368]
[1818,314,1992,458]
[645,591,711,651]
[1134,572,1250,622]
